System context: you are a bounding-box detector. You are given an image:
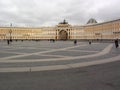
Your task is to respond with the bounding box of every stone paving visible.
[0,40,120,72]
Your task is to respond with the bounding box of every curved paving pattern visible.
[0,41,119,72]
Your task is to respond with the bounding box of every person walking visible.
[7,40,10,45]
[115,39,119,48]
[74,40,77,45]
[89,40,91,44]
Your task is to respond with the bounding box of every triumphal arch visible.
[55,20,73,40]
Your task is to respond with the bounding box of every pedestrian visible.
[114,39,119,48]
[7,40,10,45]
[89,40,91,44]
[74,40,77,45]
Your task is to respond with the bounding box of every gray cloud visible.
[0,0,120,27]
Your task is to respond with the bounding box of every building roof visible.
[57,19,71,27]
[59,19,68,24]
[87,18,98,24]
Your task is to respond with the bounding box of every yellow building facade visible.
[0,19,120,40]
[84,19,120,40]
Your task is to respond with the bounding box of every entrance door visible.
[59,30,68,40]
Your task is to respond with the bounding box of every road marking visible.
[1,44,87,60]
[0,54,119,73]
[66,50,99,53]
[39,54,71,58]
[0,44,113,63]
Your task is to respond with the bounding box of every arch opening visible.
[59,30,68,40]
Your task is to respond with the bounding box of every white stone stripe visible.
[0,44,112,63]
[1,44,87,60]
[66,50,99,53]
[68,55,120,68]
[39,54,71,58]
[0,54,119,73]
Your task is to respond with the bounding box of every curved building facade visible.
[0,19,120,40]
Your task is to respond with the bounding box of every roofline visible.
[0,18,120,28]
[84,18,120,27]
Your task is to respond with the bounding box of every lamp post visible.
[9,29,12,42]
[9,23,12,42]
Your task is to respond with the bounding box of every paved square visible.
[0,40,120,72]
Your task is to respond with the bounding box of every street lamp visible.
[9,29,12,42]
[9,23,12,42]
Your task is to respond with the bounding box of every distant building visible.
[0,19,120,40]
[87,18,97,24]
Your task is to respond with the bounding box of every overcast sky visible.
[0,0,120,27]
